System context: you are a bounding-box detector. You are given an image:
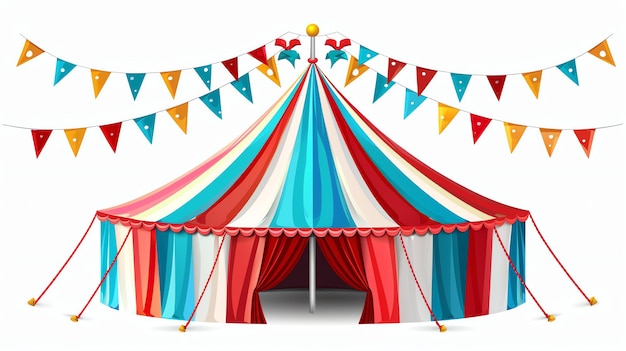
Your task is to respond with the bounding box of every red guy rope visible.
[28,214,97,307]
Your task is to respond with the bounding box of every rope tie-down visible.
[179,235,226,332]
[28,214,97,307]
[399,235,447,332]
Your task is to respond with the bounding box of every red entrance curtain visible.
[226,235,266,323]
[318,235,374,324]
[250,235,308,323]
[361,235,400,323]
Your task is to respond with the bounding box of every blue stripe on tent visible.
[508,220,526,309]
[160,71,309,224]
[156,229,195,320]
[319,73,465,224]
[100,221,119,309]
[431,229,469,320]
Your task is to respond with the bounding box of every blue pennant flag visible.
[54,59,76,85]
[194,65,212,90]
[326,50,348,67]
[278,50,300,67]
[450,73,472,102]
[404,88,427,119]
[231,73,253,103]
[134,114,156,143]
[199,90,222,119]
[358,46,378,65]
[373,73,395,103]
[557,59,579,85]
[126,73,146,100]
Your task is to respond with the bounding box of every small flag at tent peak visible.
[17,40,44,66]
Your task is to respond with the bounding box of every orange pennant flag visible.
[64,128,87,157]
[161,70,181,98]
[257,56,281,87]
[574,129,595,158]
[522,71,542,98]
[503,122,527,153]
[539,128,562,157]
[91,70,111,98]
[588,40,615,66]
[345,56,369,86]
[17,40,45,66]
[167,103,189,134]
[437,103,460,134]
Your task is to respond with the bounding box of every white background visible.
[0,0,624,350]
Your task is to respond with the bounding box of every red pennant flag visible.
[222,57,239,80]
[248,46,268,65]
[99,122,122,152]
[487,75,506,100]
[574,129,595,158]
[470,114,492,144]
[416,67,437,96]
[31,130,52,158]
[387,59,406,83]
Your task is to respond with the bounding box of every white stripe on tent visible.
[489,223,512,313]
[114,223,137,314]
[395,234,433,322]
[192,234,230,322]
[316,73,397,227]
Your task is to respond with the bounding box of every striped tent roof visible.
[97,64,529,236]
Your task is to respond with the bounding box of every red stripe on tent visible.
[226,235,266,323]
[132,228,161,317]
[464,226,493,317]
[361,235,400,323]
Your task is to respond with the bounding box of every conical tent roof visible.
[97,64,528,235]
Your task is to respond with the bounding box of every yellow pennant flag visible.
[167,103,189,134]
[345,56,369,86]
[503,122,527,153]
[588,40,615,66]
[91,70,111,98]
[539,128,562,157]
[161,70,182,98]
[17,40,45,66]
[64,128,87,157]
[437,103,460,134]
[257,56,281,87]
[522,71,542,98]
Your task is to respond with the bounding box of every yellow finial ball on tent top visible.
[306,24,319,37]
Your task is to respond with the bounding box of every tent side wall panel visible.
[114,223,137,314]
[100,221,119,309]
[507,221,526,308]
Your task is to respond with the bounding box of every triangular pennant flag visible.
[522,71,543,98]
[557,59,579,85]
[222,57,239,80]
[416,67,437,96]
[231,73,253,103]
[470,114,492,144]
[574,129,595,158]
[437,103,460,134]
[166,103,189,134]
[358,46,378,65]
[450,73,472,102]
[487,75,506,100]
[404,88,427,119]
[54,59,76,85]
[64,128,86,157]
[248,46,268,65]
[345,56,369,86]
[539,128,562,157]
[194,65,212,90]
[31,130,52,158]
[126,73,146,100]
[99,122,122,152]
[373,73,395,103]
[588,40,615,66]
[90,70,111,98]
[134,114,156,143]
[199,90,222,119]
[160,70,181,98]
[503,122,527,153]
[257,56,280,86]
[387,59,406,83]
[17,40,45,66]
